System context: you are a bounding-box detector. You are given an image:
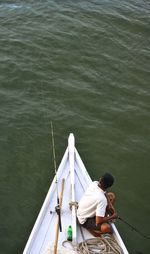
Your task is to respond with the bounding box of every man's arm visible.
[105,192,116,215]
[96,212,118,226]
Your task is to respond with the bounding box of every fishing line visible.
[51,122,57,177]
[106,190,150,241]
[40,81,50,131]
[40,83,62,232]
[118,217,150,240]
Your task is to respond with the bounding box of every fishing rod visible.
[118,217,150,240]
[106,194,150,241]
[51,121,62,232]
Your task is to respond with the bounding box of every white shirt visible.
[77,181,107,224]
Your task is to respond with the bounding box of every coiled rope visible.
[78,235,123,254]
[63,235,123,254]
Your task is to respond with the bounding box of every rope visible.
[69,201,78,210]
[77,235,123,254]
[62,235,123,254]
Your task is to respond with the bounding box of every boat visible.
[23,133,129,254]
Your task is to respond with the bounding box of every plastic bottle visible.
[67,225,72,241]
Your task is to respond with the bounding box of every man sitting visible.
[77,172,118,236]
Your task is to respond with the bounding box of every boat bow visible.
[23,133,129,254]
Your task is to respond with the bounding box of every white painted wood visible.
[68,133,77,244]
[23,134,129,254]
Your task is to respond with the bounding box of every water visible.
[0,0,150,253]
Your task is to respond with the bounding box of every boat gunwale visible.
[23,147,69,253]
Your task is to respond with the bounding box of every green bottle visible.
[67,225,72,241]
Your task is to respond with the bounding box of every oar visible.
[118,217,150,240]
[54,178,65,254]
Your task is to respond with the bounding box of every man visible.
[77,172,118,236]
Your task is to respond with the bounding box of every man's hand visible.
[107,205,115,214]
[111,212,118,220]
[96,212,118,225]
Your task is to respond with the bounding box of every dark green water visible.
[0,0,150,253]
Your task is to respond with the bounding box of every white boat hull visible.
[23,134,129,254]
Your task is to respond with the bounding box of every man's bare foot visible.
[88,229,102,237]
